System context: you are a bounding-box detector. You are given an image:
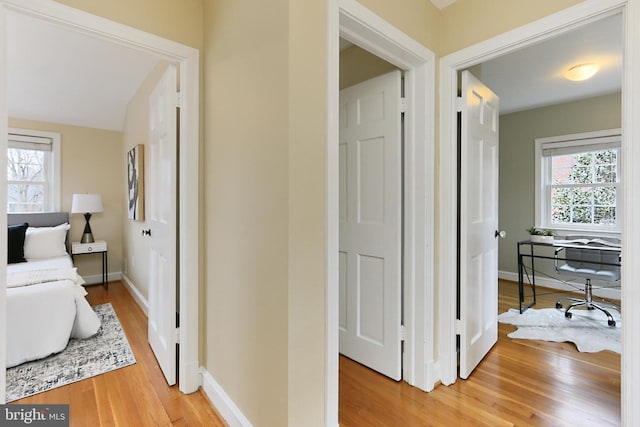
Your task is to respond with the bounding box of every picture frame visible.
[127,144,144,220]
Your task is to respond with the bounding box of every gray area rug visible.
[6,302,136,402]
[498,307,621,353]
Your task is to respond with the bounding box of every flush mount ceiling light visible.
[565,63,600,81]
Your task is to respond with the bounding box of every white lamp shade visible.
[71,193,103,214]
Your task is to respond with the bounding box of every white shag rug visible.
[498,307,621,353]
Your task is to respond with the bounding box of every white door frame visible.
[0,0,201,401]
[438,0,640,423]
[327,0,436,422]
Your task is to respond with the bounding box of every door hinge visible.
[176,92,183,108]
[175,327,180,344]
[456,96,463,113]
[400,324,407,342]
[400,97,407,113]
[455,319,463,335]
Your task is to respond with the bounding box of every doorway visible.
[456,12,623,379]
[0,0,200,401]
[438,0,640,422]
[327,0,437,422]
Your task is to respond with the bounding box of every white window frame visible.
[535,128,622,235]
[7,127,61,212]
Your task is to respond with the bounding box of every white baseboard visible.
[201,369,253,427]
[82,271,121,286]
[499,270,621,300]
[121,273,149,316]
[424,360,439,392]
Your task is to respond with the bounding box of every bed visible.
[6,212,101,368]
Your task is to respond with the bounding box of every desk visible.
[517,239,621,313]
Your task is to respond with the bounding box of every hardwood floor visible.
[10,279,620,426]
[339,280,621,426]
[12,281,227,427]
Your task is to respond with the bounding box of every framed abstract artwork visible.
[127,144,144,220]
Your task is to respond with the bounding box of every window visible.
[535,129,621,233]
[7,128,61,213]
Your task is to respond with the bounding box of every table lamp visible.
[71,193,103,243]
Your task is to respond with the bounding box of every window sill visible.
[539,225,621,239]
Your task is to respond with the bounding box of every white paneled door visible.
[148,64,178,386]
[459,70,500,379]
[339,70,403,381]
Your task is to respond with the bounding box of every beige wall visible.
[439,0,583,55]
[203,1,289,425]
[498,92,622,274]
[288,0,332,424]
[340,45,397,90]
[54,0,203,50]
[8,117,124,280]
[358,0,440,53]
[121,62,170,301]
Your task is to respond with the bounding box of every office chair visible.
[554,236,621,327]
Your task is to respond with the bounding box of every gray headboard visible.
[8,212,69,227]
[8,212,71,253]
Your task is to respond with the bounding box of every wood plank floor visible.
[339,280,621,426]
[12,281,227,427]
[10,279,621,426]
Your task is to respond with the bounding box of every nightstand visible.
[71,240,108,289]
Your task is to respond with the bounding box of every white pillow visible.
[24,223,70,260]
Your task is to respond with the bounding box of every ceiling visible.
[7,10,621,132]
[341,13,621,116]
[430,0,456,9]
[477,13,622,115]
[7,13,161,131]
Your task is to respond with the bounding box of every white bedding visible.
[6,255,101,368]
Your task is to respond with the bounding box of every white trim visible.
[121,274,149,316]
[81,271,123,286]
[176,36,201,396]
[325,1,340,424]
[536,128,622,146]
[439,1,639,423]
[430,0,456,10]
[534,128,622,233]
[498,270,621,300]
[52,132,60,211]
[0,4,7,404]
[622,1,640,424]
[201,369,253,427]
[437,54,459,387]
[327,1,436,420]
[0,0,201,395]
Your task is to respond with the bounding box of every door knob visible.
[142,229,151,236]
[495,230,506,239]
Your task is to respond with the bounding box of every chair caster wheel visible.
[608,319,616,327]
[565,311,572,319]
[556,302,563,309]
